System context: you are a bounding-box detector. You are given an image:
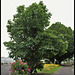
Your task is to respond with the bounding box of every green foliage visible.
[3,1,74,74]
[48,22,74,64]
[42,28,68,64]
[4,1,52,74]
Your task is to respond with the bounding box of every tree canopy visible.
[4,1,52,74]
[48,22,74,64]
[3,1,74,74]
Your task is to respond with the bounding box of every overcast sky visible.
[1,0,74,57]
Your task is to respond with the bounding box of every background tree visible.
[44,29,68,64]
[48,22,74,64]
[4,1,52,74]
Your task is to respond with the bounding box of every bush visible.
[45,60,50,64]
[55,61,59,64]
[9,59,31,75]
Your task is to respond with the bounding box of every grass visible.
[72,65,74,69]
[37,64,62,74]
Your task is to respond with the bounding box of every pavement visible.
[52,65,74,75]
[1,64,10,75]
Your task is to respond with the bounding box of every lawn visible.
[37,64,62,74]
[72,65,74,69]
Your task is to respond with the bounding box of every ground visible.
[52,65,74,75]
[1,64,74,75]
[1,64,10,75]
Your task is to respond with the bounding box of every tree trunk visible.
[30,69,33,75]
[59,61,61,65]
[51,58,54,63]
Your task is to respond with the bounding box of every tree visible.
[48,22,74,64]
[44,29,68,64]
[4,1,52,74]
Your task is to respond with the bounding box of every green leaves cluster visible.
[48,22,74,64]
[4,1,74,74]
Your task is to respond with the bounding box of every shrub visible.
[1,63,4,65]
[45,60,50,64]
[9,59,31,75]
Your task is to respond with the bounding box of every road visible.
[1,64,10,75]
[52,65,74,75]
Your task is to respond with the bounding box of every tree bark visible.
[59,61,61,65]
[30,69,33,75]
[51,58,54,63]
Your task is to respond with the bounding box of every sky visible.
[1,0,74,57]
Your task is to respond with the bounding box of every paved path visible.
[52,65,74,75]
[1,64,10,75]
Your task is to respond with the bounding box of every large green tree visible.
[4,1,52,74]
[44,29,68,64]
[48,22,74,64]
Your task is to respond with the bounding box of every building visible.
[1,57,15,64]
